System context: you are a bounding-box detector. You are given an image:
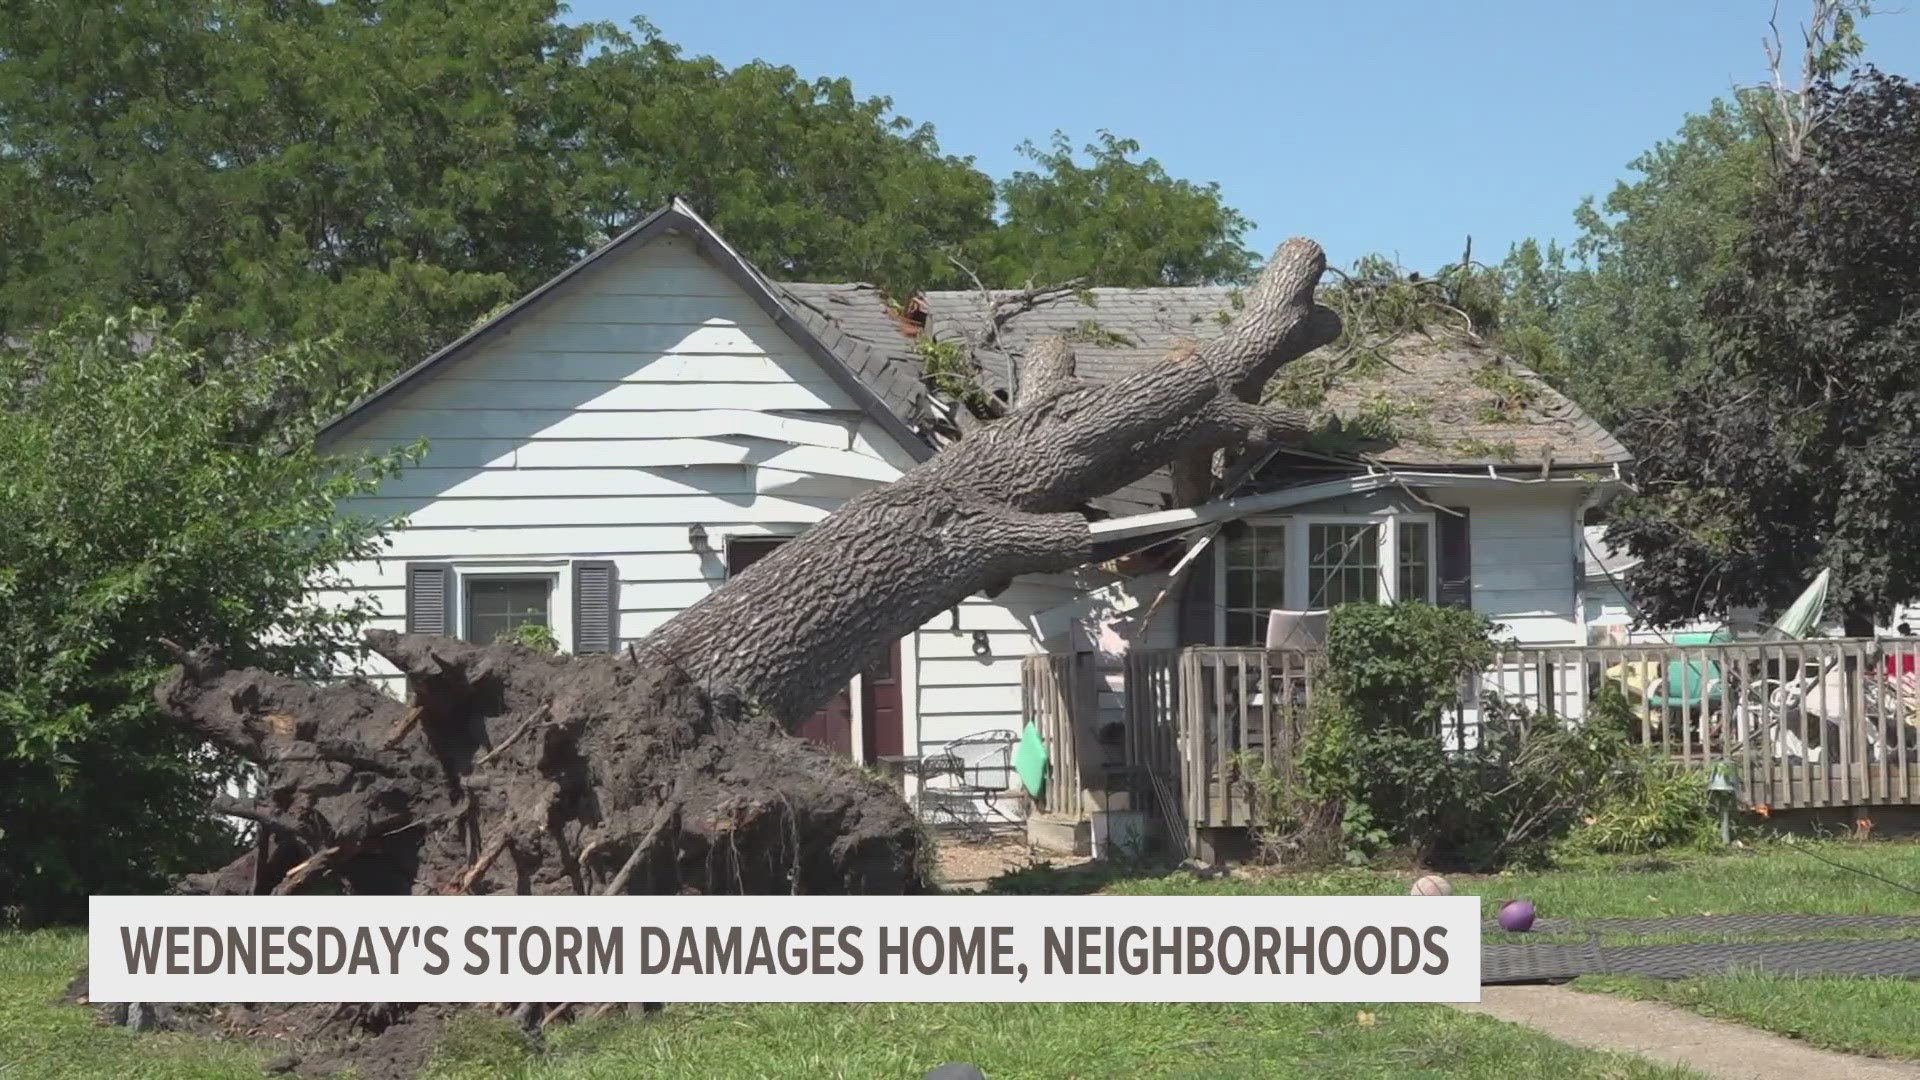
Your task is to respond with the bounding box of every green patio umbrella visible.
[1774,568,1832,640]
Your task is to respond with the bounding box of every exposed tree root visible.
[79,630,931,1077]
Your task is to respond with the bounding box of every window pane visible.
[1226,524,1285,569]
[1225,568,1255,610]
[1307,523,1380,608]
[1224,611,1263,647]
[1252,525,1286,568]
[1398,522,1432,603]
[466,577,551,644]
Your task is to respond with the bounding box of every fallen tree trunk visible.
[648,238,1339,721]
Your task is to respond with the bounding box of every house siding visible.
[1461,489,1584,644]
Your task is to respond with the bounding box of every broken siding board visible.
[505,438,767,470]
[750,469,878,499]
[505,440,901,475]
[343,494,842,528]
[367,466,884,502]
[851,420,924,475]
[344,408,863,448]
[370,466,757,500]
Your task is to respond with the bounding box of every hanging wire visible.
[1781,835,1920,897]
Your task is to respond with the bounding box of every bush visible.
[1300,602,1497,865]
[0,310,406,924]
[1299,604,1713,870]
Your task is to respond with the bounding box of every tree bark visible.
[647,237,1339,722]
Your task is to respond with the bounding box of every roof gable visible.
[315,200,931,462]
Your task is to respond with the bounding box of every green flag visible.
[1014,720,1049,797]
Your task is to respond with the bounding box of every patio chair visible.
[1763,654,1915,764]
[912,729,1021,837]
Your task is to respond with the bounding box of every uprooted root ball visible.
[85,630,932,1077]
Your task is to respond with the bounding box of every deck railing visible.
[1020,652,1087,819]
[1025,637,1920,852]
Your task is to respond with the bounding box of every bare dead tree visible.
[1763,0,1878,164]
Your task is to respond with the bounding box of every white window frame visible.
[453,561,569,648]
[1214,513,1437,645]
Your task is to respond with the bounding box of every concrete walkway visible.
[1456,985,1920,1080]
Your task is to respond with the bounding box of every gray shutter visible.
[1177,539,1219,646]
[571,560,618,654]
[1436,508,1472,609]
[405,563,453,636]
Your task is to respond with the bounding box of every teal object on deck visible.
[1648,628,1732,708]
[1014,720,1049,797]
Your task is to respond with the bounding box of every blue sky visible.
[566,1,1917,272]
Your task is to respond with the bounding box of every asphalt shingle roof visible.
[787,281,1630,517]
[775,282,928,429]
[917,286,1631,471]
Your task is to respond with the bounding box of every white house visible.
[314,200,1634,773]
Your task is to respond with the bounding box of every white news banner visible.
[90,894,1481,1003]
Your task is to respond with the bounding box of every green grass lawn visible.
[0,929,1695,1080]
[991,839,1920,922]
[983,839,1920,1067]
[1575,972,1920,1061]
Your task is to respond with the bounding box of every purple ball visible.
[1498,899,1536,932]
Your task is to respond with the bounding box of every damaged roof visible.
[792,281,1632,516]
[774,282,929,431]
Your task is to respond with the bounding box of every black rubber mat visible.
[1483,936,1920,984]
[1482,913,1920,936]
[1483,941,1604,983]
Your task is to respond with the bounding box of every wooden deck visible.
[1023,638,1920,850]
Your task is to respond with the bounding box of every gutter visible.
[1087,464,1625,544]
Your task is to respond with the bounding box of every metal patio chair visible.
[912,728,1020,837]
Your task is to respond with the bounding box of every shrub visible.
[1299,604,1712,870]
[1300,602,1498,865]
[0,310,407,924]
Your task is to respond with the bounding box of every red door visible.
[862,641,903,760]
[725,537,859,757]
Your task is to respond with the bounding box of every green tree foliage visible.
[0,311,405,924]
[0,3,1253,390]
[1495,98,1773,425]
[984,132,1259,287]
[1605,68,1920,634]
[1495,4,1874,426]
